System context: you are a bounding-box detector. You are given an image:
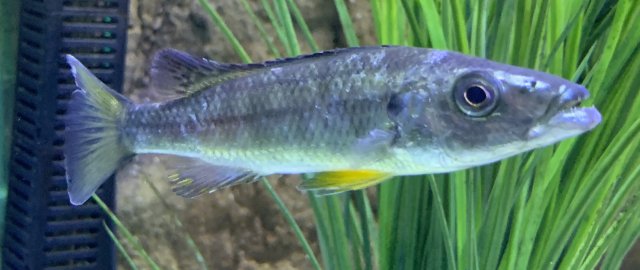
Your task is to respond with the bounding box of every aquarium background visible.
[2,0,640,269]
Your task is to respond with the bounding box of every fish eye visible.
[453,72,501,117]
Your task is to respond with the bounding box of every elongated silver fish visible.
[64,46,601,205]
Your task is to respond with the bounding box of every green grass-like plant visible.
[101,1,640,269]
[368,1,640,269]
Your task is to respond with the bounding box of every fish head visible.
[392,50,602,170]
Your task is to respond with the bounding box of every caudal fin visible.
[64,55,132,205]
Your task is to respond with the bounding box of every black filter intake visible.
[3,0,129,269]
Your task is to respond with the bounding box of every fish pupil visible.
[464,85,488,106]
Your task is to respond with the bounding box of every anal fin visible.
[298,170,392,195]
[165,156,259,198]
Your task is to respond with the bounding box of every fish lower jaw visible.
[548,106,602,130]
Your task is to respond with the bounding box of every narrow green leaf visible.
[240,0,282,57]
[354,191,374,270]
[286,0,320,52]
[142,176,208,270]
[196,0,251,62]
[334,0,360,47]
[263,180,322,270]
[103,222,139,270]
[448,0,469,53]
[93,195,161,270]
[417,0,448,49]
[261,0,290,54]
[274,0,301,55]
[429,176,457,270]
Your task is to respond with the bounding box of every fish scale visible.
[123,53,396,173]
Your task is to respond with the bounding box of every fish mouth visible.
[528,86,602,139]
[547,85,601,130]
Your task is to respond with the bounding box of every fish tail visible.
[64,55,132,205]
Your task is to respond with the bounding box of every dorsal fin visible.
[150,49,249,100]
[256,46,393,67]
[150,46,394,100]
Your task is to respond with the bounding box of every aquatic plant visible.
[103,0,640,269]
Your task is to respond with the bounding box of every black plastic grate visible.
[3,1,129,269]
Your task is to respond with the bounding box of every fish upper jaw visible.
[527,85,602,140]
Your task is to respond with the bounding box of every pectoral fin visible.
[298,170,393,195]
[165,156,259,198]
[354,129,395,155]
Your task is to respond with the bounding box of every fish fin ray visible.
[150,49,247,100]
[165,156,259,198]
[64,55,132,205]
[298,170,392,194]
[256,46,395,67]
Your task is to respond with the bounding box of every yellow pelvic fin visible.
[298,170,393,195]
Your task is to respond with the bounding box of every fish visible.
[63,46,601,205]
